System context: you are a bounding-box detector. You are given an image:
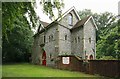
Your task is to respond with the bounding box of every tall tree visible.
[2,2,34,62]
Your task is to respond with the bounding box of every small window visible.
[68,13,73,25]
[75,38,77,43]
[65,35,67,40]
[49,36,50,42]
[49,34,53,42]
[78,37,80,42]
[51,35,53,41]
[50,53,52,59]
[89,38,91,43]
[44,36,45,43]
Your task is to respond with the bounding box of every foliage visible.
[2,2,36,39]
[99,56,117,60]
[78,9,92,19]
[40,0,64,20]
[78,9,119,59]
[2,2,34,63]
[96,19,120,59]
[2,1,64,39]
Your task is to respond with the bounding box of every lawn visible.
[2,63,98,77]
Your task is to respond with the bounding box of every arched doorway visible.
[89,55,93,60]
[42,51,46,66]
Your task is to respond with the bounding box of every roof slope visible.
[72,16,91,29]
[72,16,98,30]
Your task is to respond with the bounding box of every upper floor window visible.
[65,35,67,40]
[49,36,50,42]
[78,37,80,42]
[89,38,91,43]
[49,34,53,42]
[68,13,73,25]
[75,38,77,43]
[44,36,46,43]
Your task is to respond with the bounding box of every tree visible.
[78,9,92,19]
[2,2,34,62]
[2,1,64,39]
[40,0,64,20]
[96,22,119,59]
[2,23,33,62]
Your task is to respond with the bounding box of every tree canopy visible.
[2,2,34,62]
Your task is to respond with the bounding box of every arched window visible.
[68,13,73,25]
[65,35,67,40]
[89,55,93,60]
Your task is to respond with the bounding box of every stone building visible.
[32,7,98,66]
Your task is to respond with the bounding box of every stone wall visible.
[58,10,79,56]
[44,25,58,66]
[32,35,43,64]
[58,25,71,55]
[83,19,96,59]
[71,27,84,58]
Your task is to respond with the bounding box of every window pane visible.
[65,35,67,40]
[68,14,73,25]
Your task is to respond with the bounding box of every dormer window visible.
[68,13,73,25]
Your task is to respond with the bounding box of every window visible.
[68,13,73,25]
[50,53,52,59]
[78,37,80,42]
[49,36,50,42]
[51,35,53,41]
[44,36,45,43]
[49,34,53,42]
[75,38,77,43]
[89,38,91,43]
[65,35,67,40]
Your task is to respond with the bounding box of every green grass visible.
[2,63,98,77]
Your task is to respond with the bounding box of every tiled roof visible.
[72,16,91,29]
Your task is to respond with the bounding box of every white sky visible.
[35,0,120,23]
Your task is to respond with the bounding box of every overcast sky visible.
[35,0,119,23]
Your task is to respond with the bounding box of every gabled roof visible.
[57,6,81,21]
[72,16,98,30]
[39,6,80,29]
[84,16,98,30]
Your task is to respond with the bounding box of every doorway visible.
[42,51,46,66]
[89,55,93,60]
